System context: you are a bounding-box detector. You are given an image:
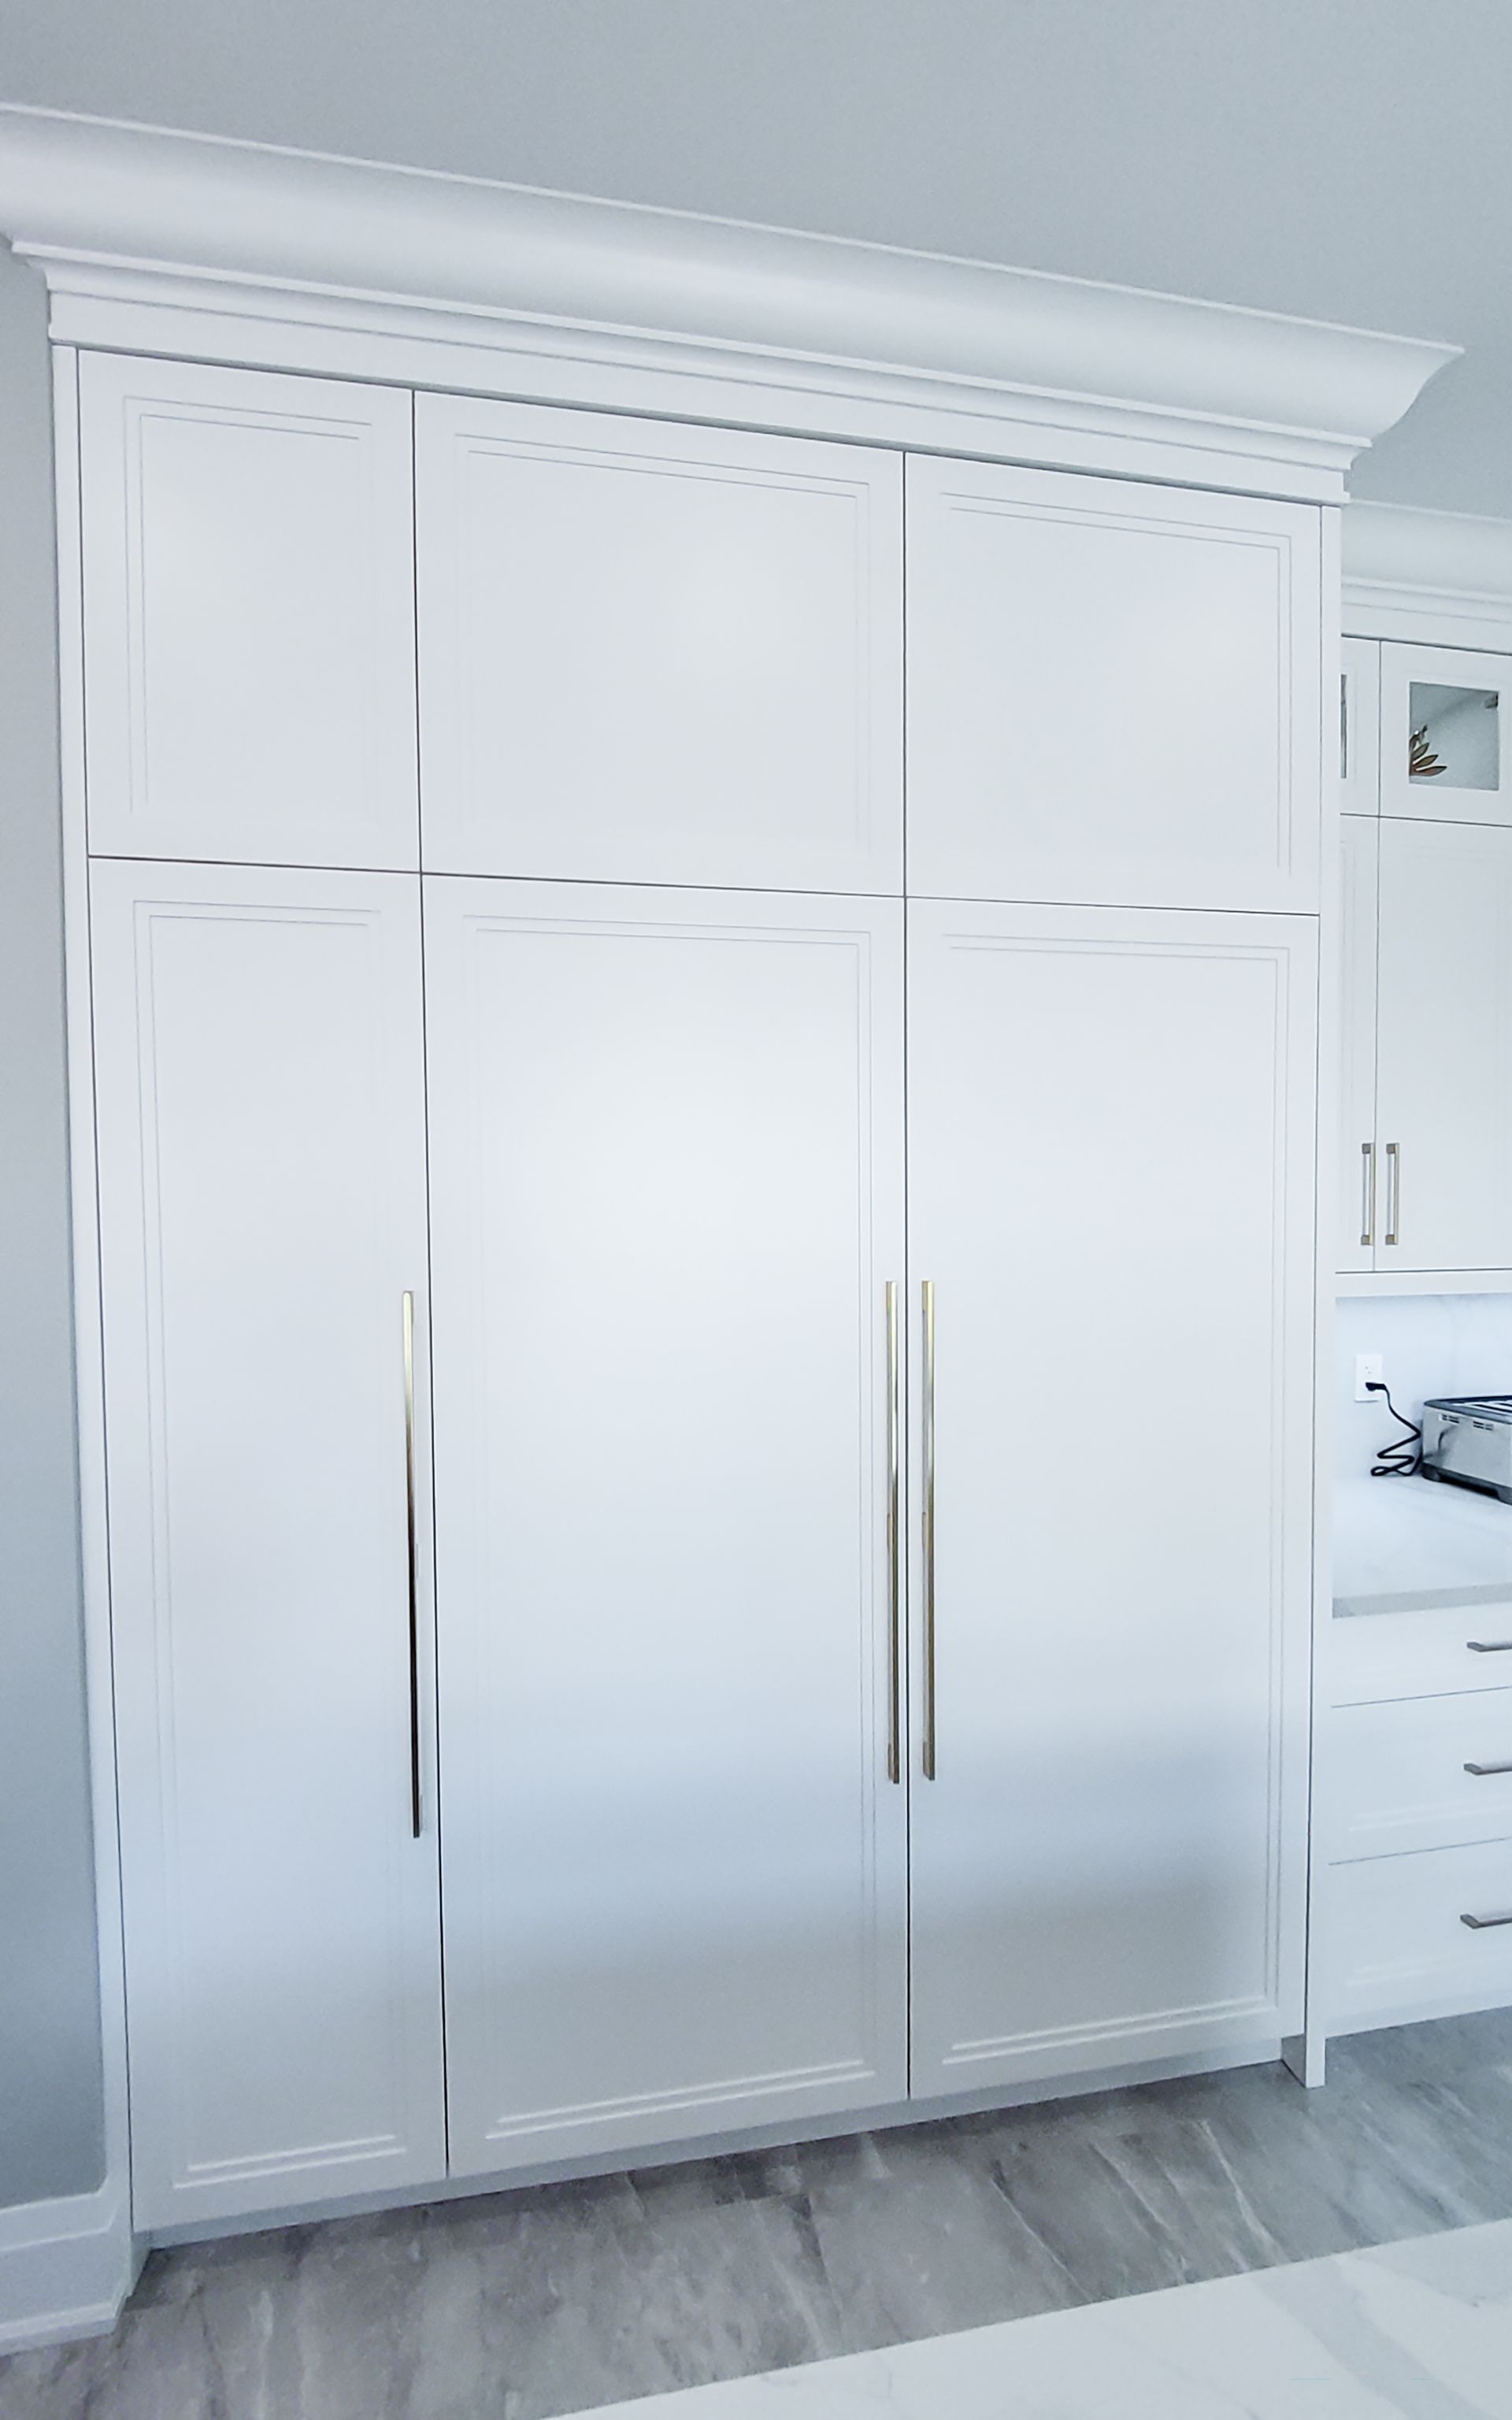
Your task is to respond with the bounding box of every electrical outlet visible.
[1355,1353,1384,1403]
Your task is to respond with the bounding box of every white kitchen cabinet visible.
[1328,1841,1512,2033]
[91,861,445,2230]
[415,396,903,892]
[1337,815,1380,1273]
[905,899,1317,2096]
[1380,641,1509,826]
[1340,636,1380,814]
[424,877,909,2174]
[80,354,420,869]
[1374,818,1512,1272]
[905,456,1321,910]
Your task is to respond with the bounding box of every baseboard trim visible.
[0,2184,136,2354]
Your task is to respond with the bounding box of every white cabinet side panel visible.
[1337,817,1380,1274]
[906,899,1317,2092]
[80,354,418,869]
[427,877,908,2173]
[415,395,902,891]
[92,862,444,2229]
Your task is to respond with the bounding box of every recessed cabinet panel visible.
[91,862,444,2229]
[906,899,1317,2094]
[906,457,1321,908]
[415,398,903,890]
[1376,820,1512,1271]
[1338,816,1380,1274]
[80,354,420,868]
[1380,642,1510,826]
[1341,637,1381,815]
[427,879,908,2174]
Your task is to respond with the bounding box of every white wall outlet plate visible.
[1355,1352,1384,1403]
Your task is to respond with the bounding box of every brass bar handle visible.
[1465,1760,1512,1777]
[1359,1142,1375,1249]
[922,1278,937,1781]
[1466,1640,1512,1655]
[1461,1910,1512,1930]
[885,1280,902,1785]
[1384,1142,1400,1247]
[403,1290,422,1840]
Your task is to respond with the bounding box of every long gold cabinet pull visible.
[885,1280,902,1784]
[922,1279,937,1781]
[402,1289,422,1840]
[1360,1141,1375,1248]
[1384,1142,1401,1247]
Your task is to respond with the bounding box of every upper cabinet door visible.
[1337,814,1381,1274]
[80,354,419,869]
[906,457,1322,910]
[1341,637,1381,815]
[1380,642,1511,827]
[415,396,903,891]
[1376,819,1512,1273]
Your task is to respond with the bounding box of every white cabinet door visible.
[1376,819,1512,1272]
[906,899,1317,2096]
[1340,636,1380,816]
[1380,642,1511,827]
[426,879,907,2174]
[92,862,444,2229]
[906,457,1322,911]
[415,396,902,891]
[1338,816,1380,1273]
[80,354,419,869]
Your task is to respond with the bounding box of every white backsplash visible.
[1336,1293,1512,1480]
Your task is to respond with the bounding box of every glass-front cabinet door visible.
[1380,642,1508,825]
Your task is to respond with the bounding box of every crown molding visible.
[0,106,1457,500]
[1343,502,1512,650]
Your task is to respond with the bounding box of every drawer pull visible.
[1466,1760,1512,1777]
[1461,1910,1512,1930]
[1466,1640,1512,1654]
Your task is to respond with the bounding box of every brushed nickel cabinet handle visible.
[1465,1760,1512,1777]
[922,1278,937,1782]
[403,1289,422,1840]
[1384,1142,1400,1247]
[1466,1640,1512,1655]
[885,1280,902,1786]
[1360,1141,1375,1248]
[1461,1910,1512,1930]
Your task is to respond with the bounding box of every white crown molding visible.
[0,106,1456,500]
[1343,501,1512,649]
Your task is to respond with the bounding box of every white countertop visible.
[1335,1473,1512,1616]
[568,2216,1512,2419]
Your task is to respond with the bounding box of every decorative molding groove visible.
[1344,501,1512,650]
[0,106,1456,501]
[0,2182,135,2354]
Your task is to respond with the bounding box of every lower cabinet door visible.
[905,899,1317,2096]
[92,862,446,2230]
[426,879,908,2174]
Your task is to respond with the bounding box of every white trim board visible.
[0,2184,137,2356]
[1343,502,1512,650]
[0,106,1454,502]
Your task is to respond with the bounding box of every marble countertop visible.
[1335,1473,1512,1618]
[568,2216,1512,2419]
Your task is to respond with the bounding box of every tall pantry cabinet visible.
[78,350,1321,2232]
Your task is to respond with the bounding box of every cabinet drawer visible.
[1329,1840,1512,2033]
[1332,1693,1512,1859]
[1331,1606,1512,1705]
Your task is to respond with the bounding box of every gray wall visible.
[0,240,106,2206]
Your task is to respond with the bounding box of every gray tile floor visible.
[6,2012,1512,2418]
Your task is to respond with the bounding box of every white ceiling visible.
[2,0,1506,512]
